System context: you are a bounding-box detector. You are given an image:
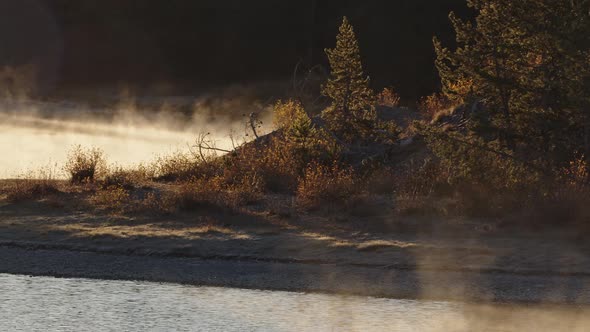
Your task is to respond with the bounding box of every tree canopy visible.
[434,0,590,162]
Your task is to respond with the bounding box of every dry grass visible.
[4,180,61,203]
[90,185,131,214]
[168,179,225,211]
[2,165,62,203]
[99,167,145,190]
[139,191,171,214]
[296,162,359,211]
[157,174,263,213]
[220,134,311,194]
[149,151,202,181]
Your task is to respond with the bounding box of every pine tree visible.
[322,17,376,142]
[434,0,590,162]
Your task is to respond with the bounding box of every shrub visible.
[257,141,304,192]
[221,100,340,194]
[534,154,590,225]
[168,179,222,211]
[378,87,401,107]
[272,99,307,130]
[91,185,131,213]
[65,145,106,184]
[149,151,202,182]
[100,167,142,190]
[296,162,358,211]
[396,158,446,198]
[214,140,294,193]
[418,126,544,217]
[393,159,451,216]
[363,167,398,195]
[419,122,533,188]
[161,172,264,213]
[561,154,589,190]
[417,93,457,121]
[140,191,169,214]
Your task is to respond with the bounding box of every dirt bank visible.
[2,190,590,303]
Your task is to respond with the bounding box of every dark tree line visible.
[1,0,470,99]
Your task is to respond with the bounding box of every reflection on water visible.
[0,274,588,332]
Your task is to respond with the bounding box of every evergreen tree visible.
[322,17,376,142]
[434,0,590,162]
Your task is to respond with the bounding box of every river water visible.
[0,274,589,332]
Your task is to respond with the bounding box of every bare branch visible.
[189,132,232,163]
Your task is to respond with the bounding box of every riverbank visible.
[3,180,590,303]
[2,245,590,304]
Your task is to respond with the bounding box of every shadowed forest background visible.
[1,0,470,100]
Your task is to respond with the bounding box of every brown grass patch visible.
[158,174,264,213]
[4,179,61,203]
[2,165,63,203]
[90,185,131,214]
[100,167,148,190]
[296,162,359,211]
[149,151,203,182]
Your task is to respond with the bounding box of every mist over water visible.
[0,98,255,179]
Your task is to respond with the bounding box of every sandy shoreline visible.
[2,244,590,304]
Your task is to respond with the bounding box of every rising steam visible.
[0,88,275,179]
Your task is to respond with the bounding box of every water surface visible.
[1,274,588,332]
